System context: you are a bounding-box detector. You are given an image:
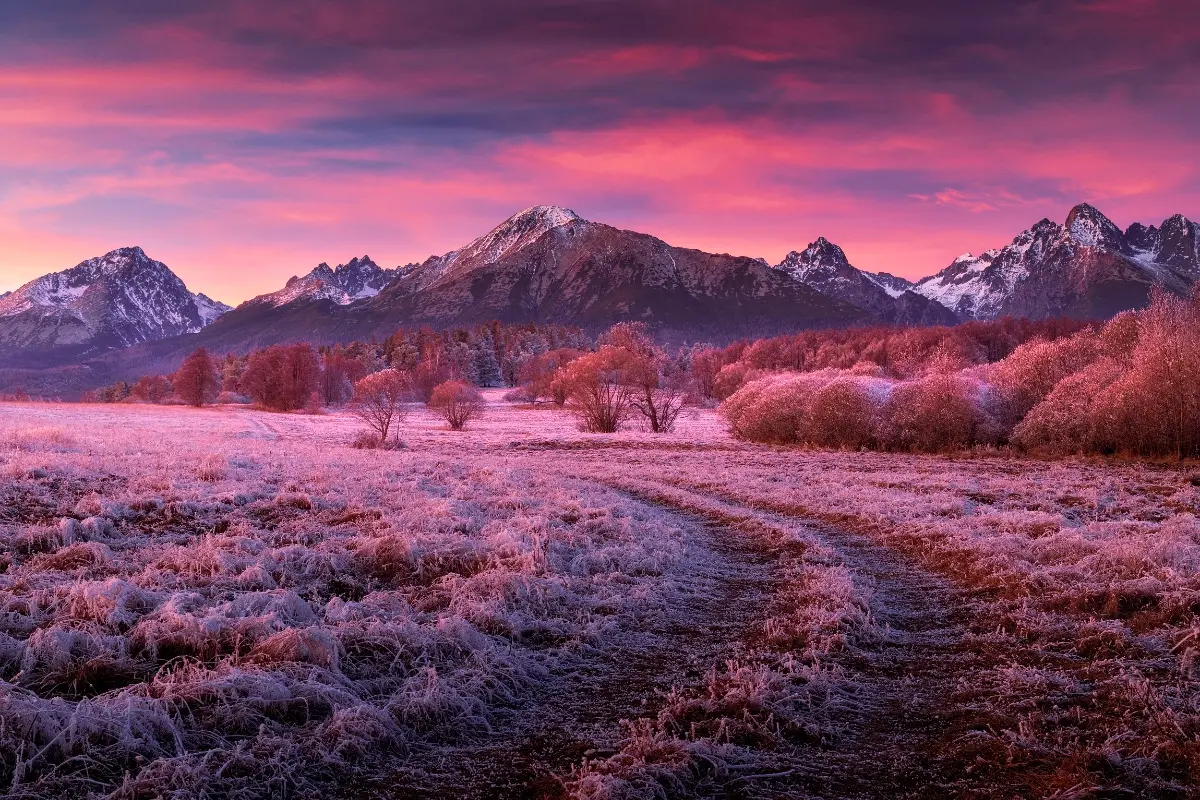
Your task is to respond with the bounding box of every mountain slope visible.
[775,237,958,325]
[915,204,1200,320]
[363,206,867,336]
[0,247,229,364]
[248,256,399,308]
[194,206,870,350]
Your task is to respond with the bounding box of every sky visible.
[0,0,1197,304]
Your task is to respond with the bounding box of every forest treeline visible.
[67,305,1200,459]
[83,317,1081,407]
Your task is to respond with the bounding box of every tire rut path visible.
[352,494,783,800]
[646,482,1030,800]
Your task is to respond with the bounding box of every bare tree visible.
[350,369,412,445]
[240,343,322,411]
[428,380,485,430]
[627,353,686,433]
[598,323,685,434]
[174,348,220,407]
[131,374,172,404]
[559,346,637,433]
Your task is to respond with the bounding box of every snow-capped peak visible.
[802,236,850,264]
[1065,203,1124,250]
[0,246,230,349]
[776,237,852,283]
[452,206,583,265]
[253,256,399,308]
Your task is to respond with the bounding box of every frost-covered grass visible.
[560,447,1200,794]
[3,398,1199,796]
[0,401,685,798]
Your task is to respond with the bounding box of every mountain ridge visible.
[2,202,1197,391]
[914,203,1199,320]
[0,246,230,364]
[774,236,959,326]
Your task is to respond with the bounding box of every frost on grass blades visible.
[0,404,683,798]
[2,394,1200,798]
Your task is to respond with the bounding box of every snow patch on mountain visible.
[776,236,958,324]
[441,206,581,274]
[865,272,914,298]
[0,246,230,350]
[916,203,1199,320]
[252,256,399,308]
[914,250,1004,318]
[1066,202,1125,250]
[195,293,231,326]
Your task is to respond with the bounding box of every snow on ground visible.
[2,395,1199,797]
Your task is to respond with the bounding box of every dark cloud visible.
[3,0,1197,132]
[0,0,1195,300]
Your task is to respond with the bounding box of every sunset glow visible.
[1,1,1197,303]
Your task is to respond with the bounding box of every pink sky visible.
[1,1,1196,303]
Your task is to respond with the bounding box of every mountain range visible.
[0,202,1196,391]
[913,204,1200,320]
[0,247,228,366]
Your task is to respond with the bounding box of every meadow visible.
[1,396,1198,799]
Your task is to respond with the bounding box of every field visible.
[2,395,1199,799]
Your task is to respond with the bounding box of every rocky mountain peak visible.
[450,205,583,266]
[1124,222,1158,251]
[916,203,1199,321]
[254,255,398,308]
[0,246,229,353]
[777,236,958,325]
[803,236,850,265]
[1150,214,1200,273]
[777,237,852,282]
[1065,203,1125,250]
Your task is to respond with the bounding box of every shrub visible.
[803,376,886,449]
[515,348,584,405]
[720,372,832,444]
[174,348,221,407]
[1005,292,1200,459]
[712,363,763,401]
[350,369,412,444]
[87,381,133,404]
[985,330,1099,427]
[558,347,637,433]
[350,430,407,449]
[131,375,172,404]
[1012,358,1125,455]
[503,385,536,403]
[881,373,999,452]
[240,343,322,411]
[428,381,485,430]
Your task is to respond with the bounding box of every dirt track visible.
[354,468,1037,800]
[352,490,783,799]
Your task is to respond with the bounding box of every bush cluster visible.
[722,291,1200,457]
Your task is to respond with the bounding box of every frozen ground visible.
[1,394,1198,798]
